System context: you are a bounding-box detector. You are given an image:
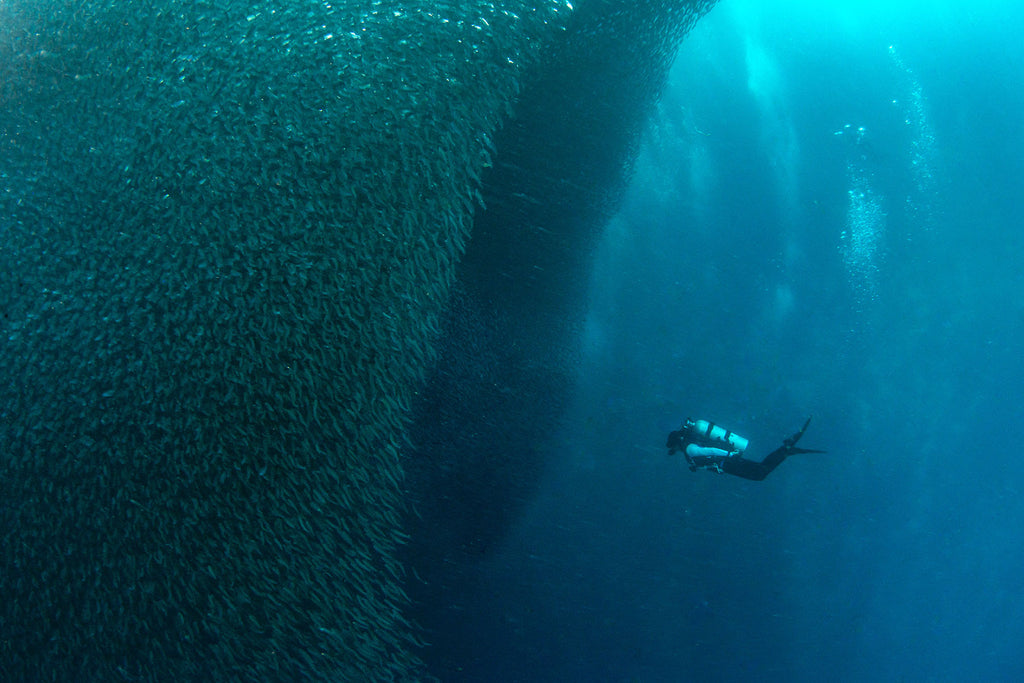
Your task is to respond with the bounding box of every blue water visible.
[440,2,1024,680]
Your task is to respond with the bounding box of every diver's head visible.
[666,429,685,454]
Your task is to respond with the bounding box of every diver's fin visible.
[787,447,826,455]
[783,417,812,449]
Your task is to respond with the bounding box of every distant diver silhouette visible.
[666,417,825,481]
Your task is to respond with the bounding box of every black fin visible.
[787,447,826,455]
[783,417,812,448]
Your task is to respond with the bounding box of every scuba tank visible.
[685,419,749,454]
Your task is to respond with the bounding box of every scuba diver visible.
[666,417,825,481]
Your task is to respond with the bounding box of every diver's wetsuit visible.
[666,418,824,481]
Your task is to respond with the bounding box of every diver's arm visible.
[685,444,733,459]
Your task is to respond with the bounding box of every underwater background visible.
[420,1,1024,681]
[2,0,1022,680]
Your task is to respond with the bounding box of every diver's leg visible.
[757,445,791,474]
[721,445,789,480]
[723,421,821,480]
[721,456,770,481]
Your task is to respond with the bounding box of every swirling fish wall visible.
[0,0,713,679]
[403,3,716,664]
